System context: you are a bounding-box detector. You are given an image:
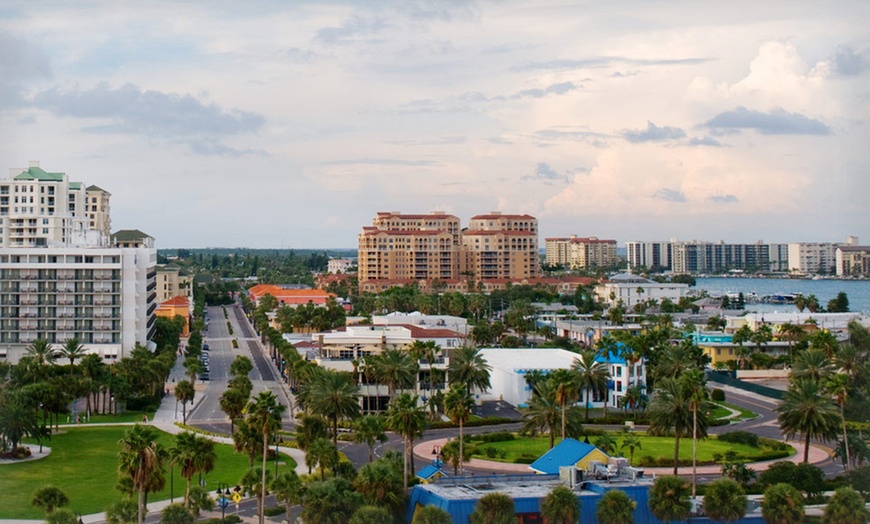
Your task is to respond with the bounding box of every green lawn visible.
[472,434,790,467]
[5,426,296,520]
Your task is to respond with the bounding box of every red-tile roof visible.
[159,296,190,307]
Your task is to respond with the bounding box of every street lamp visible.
[216,483,230,524]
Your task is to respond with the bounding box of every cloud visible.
[315,15,388,46]
[688,136,723,147]
[513,56,709,73]
[511,81,578,99]
[832,45,868,76]
[28,82,265,154]
[623,121,686,143]
[523,162,569,184]
[320,158,439,167]
[707,194,738,204]
[0,33,51,107]
[652,188,686,203]
[702,106,831,136]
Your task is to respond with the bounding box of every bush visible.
[757,437,789,451]
[515,453,537,464]
[477,431,516,443]
[263,507,285,517]
[231,339,239,348]
[428,416,514,429]
[203,516,242,524]
[718,431,759,447]
[711,388,726,402]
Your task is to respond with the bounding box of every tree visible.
[26,338,58,368]
[159,503,194,524]
[304,369,361,447]
[826,292,849,313]
[469,492,517,524]
[239,467,273,521]
[522,381,564,449]
[448,346,492,396]
[648,377,696,475]
[703,478,747,523]
[105,499,139,524]
[353,415,388,463]
[59,337,88,369]
[229,355,254,379]
[270,470,304,521]
[791,348,833,383]
[595,433,618,455]
[385,393,427,489]
[219,387,247,434]
[573,349,610,421]
[301,478,363,524]
[349,506,393,524]
[827,373,852,470]
[596,489,636,524]
[620,430,643,465]
[307,437,338,479]
[117,424,167,524]
[368,349,418,400]
[46,509,78,524]
[549,369,580,440]
[31,485,70,514]
[761,483,803,524]
[169,431,216,508]
[174,380,195,424]
[732,325,753,369]
[777,379,838,463]
[412,505,453,524]
[441,438,472,475]
[355,460,405,515]
[186,486,213,520]
[0,392,38,450]
[244,391,286,524]
[681,369,708,497]
[648,475,691,524]
[540,485,580,524]
[444,383,474,475]
[822,486,869,524]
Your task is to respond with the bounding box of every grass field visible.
[472,434,790,467]
[4,426,296,520]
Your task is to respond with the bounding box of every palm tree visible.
[777,379,839,463]
[648,475,691,524]
[244,391,286,524]
[444,383,474,475]
[448,346,492,396]
[619,429,642,465]
[823,486,870,524]
[549,369,579,440]
[269,471,304,521]
[594,433,618,455]
[761,483,804,524]
[412,505,453,524]
[304,370,361,447]
[58,337,88,370]
[703,478,747,523]
[369,349,418,401]
[440,438,472,475]
[31,485,69,514]
[827,373,852,470]
[239,467,274,521]
[353,415,388,463]
[105,499,138,524]
[680,368,708,497]
[117,424,167,524]
[349,506,392,524]
[219,387,247,433]
[307,437,337,479]
[229,355,254,379]
[540,485,580,524]
[572,349,609,421]
[521,381,562,449]
[354,460,405,515]
[469,492,517,524]
[169,431,216,507]
[791,348,834,382]
[174,380,195,424]
[732,324,753,369]
[385,393,427,489]
[596,489,636,524]
[648,377,695,475]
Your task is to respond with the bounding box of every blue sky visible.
[1,1,867,248]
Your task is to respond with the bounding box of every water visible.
[694,277,870,314]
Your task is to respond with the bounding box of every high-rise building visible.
[357,211,539,289]
[546,236,617,268]
[788,242,838,275]
[0,163,156,363]
[626,241,673,271]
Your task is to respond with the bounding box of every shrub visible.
[515,453,537,464]
[263,507,285,517]
[231,339,239,348]
[477,431,516,443]
[718,431,759,447]
[203,516,242,524]
[711,388,726,402]
[758,437,789,451]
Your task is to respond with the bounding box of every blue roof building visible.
[528,438,609,475]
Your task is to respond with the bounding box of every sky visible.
[1,1,868,249]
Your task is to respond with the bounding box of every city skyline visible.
[1,1,867,249]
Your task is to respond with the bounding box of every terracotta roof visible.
[470,213,536,220]
[361,228,448,236]
[159,296,190,307]
[463,230,536,236]
[249,284,335,302]
[376,212,458,220]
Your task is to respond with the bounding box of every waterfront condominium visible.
[0,162,156,364]
[545,236,618,269]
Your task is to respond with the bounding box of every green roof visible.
[69,182,83,190]
[13,166,65,182]
[111,229,152,242]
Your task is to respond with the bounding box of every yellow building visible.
[155,296,191,336]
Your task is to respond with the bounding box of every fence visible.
[706,370,784,400]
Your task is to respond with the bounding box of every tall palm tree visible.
[58,337,88,370]
[572,349,609,421]
[732,324,753,369]
[521,381,563,449]
[219,387,247,433]
[619,429,643,465]
[174,380,195,424]
[304,370,361,447]
[244,391,286,524]
[117,424,167,524]
[596,337,619,416]
[540,485,580,524]
[354,460,405,515]
[269,471,304,521]
[791,348,834,382]
[369,349,418,401]
[385,393,427,489]
[777,379,839,463]
[352,415,388,463]
[444,383,474,475]
[680,369,708,497]
[549,369,579,440]
[647,377,695,475]
[169,431,216,507]
[448,346,492,397]
[827,373,852,471]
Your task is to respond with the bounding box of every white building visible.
[594,273,688,309]
[372,311,469,337]
[788,242,838,275]
[478,347,646,410]
[327,258,355,274]
[626,241,673,271]
[0,246,156,363]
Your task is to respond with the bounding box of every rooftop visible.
[12,165,65,182]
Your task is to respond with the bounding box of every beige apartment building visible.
[357,211,539,289]
[545,236,617,268]
[156,264,194,303]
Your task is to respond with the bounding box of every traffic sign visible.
[218,496,229,509]
[232,492,242,504]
